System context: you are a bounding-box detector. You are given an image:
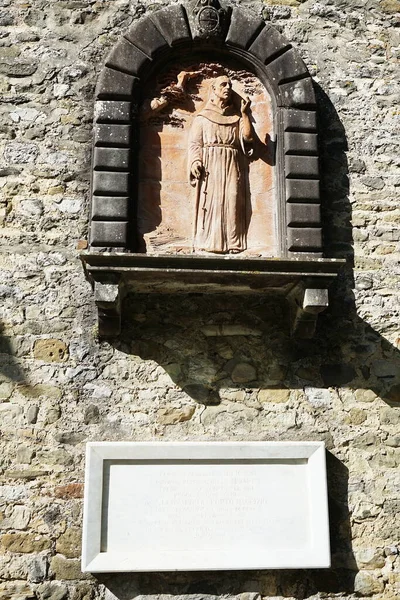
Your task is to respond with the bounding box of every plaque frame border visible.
[82,441,331,573]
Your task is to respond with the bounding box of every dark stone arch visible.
[89,2,321,258]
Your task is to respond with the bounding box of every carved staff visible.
[192,170,203,252]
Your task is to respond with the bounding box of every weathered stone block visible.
[91,196,129,221]
[287,203,321,226]
[92,172,130,195]
[285,155,319,178]
[90,221,129,247]
[95,67,138,100]
[287,227,322,250]
[94,101,131,123]
[248,25,291,63]
[231,362,257,383]
[106,38,151,76]
[279,78,316,108]
[50,555,90,580]
[125,17,169,57]
[226,8,265,49]
[258,389,290,403]
[56,529,82,559]
[54,483,84,499]
[150,5,191,46]
[0,60,38,77]
[19,385,62,400]
[284,132,318,155]
[37,582,68,600]
[157,405,195,425]
[93,148,130,170]
[266,48,309,85]
[94,124,131,147]
[284,109,317,132]
[285,178,320,202]
[33,339,68,362]
[1,533,51,553]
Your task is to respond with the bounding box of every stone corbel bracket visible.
[81,254,345,339]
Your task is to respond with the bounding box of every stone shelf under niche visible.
[80,252,345,339]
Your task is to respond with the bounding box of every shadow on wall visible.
[0,320,27,387]
[110,81,399,408]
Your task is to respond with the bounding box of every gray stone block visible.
[93,148,130,170]
[287,227,322,250]
[106,38,151,76]
[90,221,129,247]
[95,67,138,100]
[150,5,191,46]
[279,78,316,108]
[125,17,169,57]
[266,48,309,85]
[94,101,131,123]
[92,172,130,195]
[286,203,321,226]
[284,132,318,155]
[286,179,320,202]
[285,155,319,179]
[91,196,129,221]
[283,109,317,132]
[248,25,291,64]
[226,8,264,50]
[94,124,131,147]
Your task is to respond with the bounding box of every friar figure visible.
[189,75,254,254]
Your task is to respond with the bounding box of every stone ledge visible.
[80,252,345,338]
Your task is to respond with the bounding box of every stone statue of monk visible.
[189,75,254,254]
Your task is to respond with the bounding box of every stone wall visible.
[0,1,399,600]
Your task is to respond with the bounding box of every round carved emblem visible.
[198,6,220,32]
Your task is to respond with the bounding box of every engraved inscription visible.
[103,461,310,554]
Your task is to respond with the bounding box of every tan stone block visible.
[47,186,64,195]
[157,405,195,425]
[355,389,378,403]
[354,570,385,595]
[33,339,68,363]
[54,483,84,499]
[56,528,82,558]
[18,385,62,401]
[264,0,300,5]
[0,382,13,400]
[354,547,386,569]
[380,407,400,426]
[1,532,51,553]
[0,581,35,600]
[380,0,400,14]
[346,408,367,425]
[50,555,91,580]
[258,389,290,403]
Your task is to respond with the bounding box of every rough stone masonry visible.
[0,1,399,600]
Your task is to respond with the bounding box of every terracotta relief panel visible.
[137,63,276,257]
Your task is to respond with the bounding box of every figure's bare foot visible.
[228,249,241,254]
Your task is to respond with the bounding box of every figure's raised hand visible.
[191,160,203,180]
[241,96,251,114]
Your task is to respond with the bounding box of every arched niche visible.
[82,2,345,338]
[89,2,321,257]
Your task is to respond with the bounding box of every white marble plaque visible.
[82,442,330,572]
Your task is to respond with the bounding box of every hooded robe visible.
[189,103,251,253]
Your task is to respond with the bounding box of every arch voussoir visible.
[150,4,192,46]
[225,8,264,50]
[105,38,152,77]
